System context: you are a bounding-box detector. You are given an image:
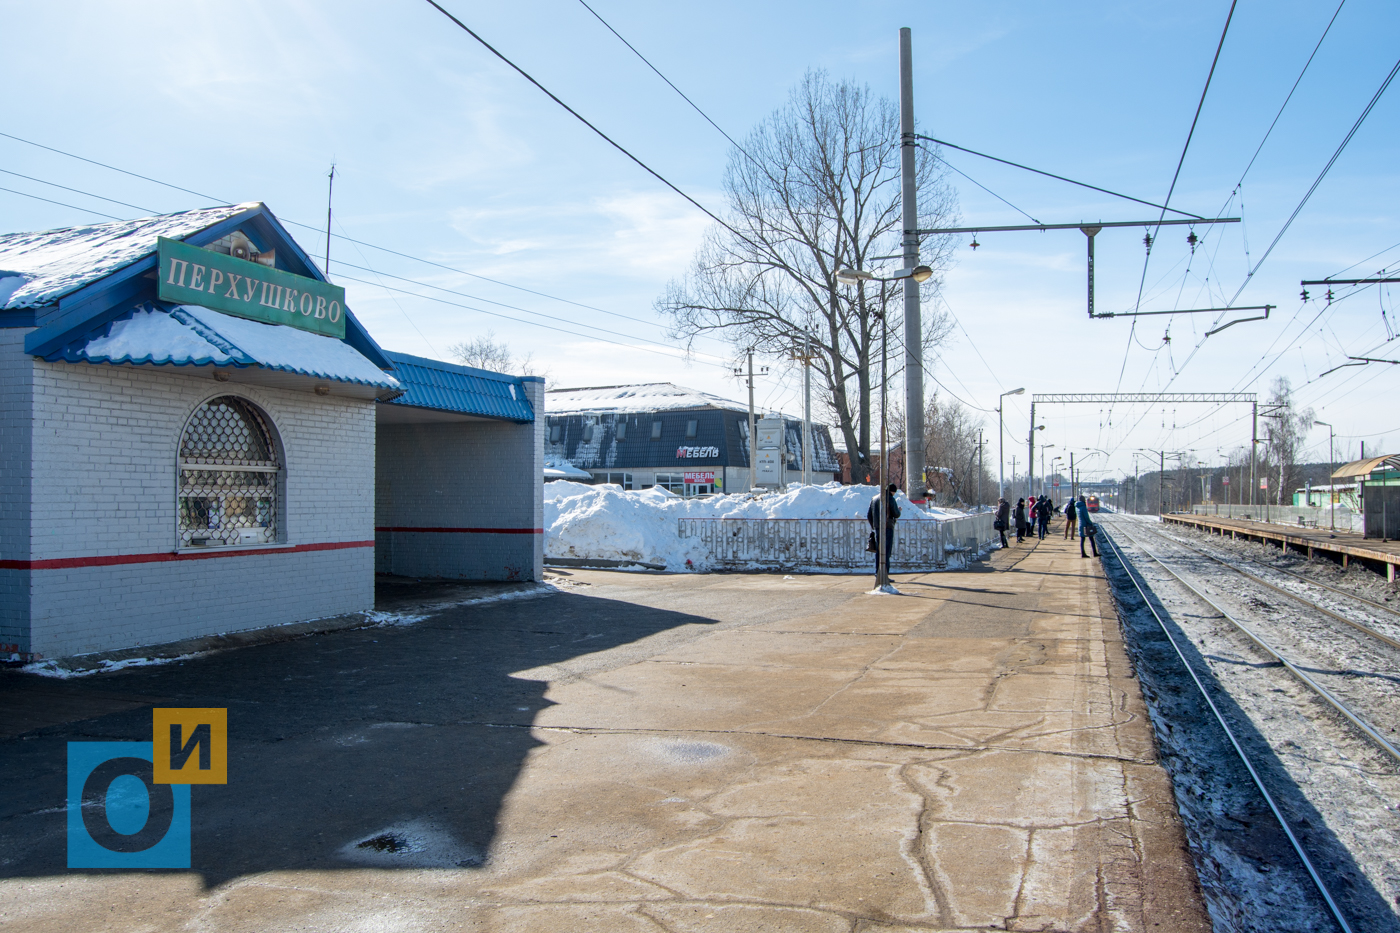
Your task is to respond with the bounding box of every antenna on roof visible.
[324,162,336,278]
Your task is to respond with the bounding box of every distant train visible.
[1086,495,1101,512]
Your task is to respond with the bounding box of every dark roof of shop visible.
[381,351,537,422]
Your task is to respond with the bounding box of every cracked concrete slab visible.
[0,530,1209,932]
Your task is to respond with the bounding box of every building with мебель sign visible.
[0,203,542,662]
[544,383,841,494]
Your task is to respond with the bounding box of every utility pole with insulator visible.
[899,27,926,506]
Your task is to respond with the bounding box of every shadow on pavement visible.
[0,584,718,885]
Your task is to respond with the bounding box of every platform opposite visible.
[0,532,1208,932]
[1163,512,1400,581]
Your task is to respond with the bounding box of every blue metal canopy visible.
[381,351,536,422]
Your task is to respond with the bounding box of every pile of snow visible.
[545,481,967,571]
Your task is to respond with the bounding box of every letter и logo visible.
[153,708,227,784]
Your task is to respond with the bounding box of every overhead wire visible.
[928,153,1040,225]
[912,135,1201,219]
[0,185,124,222]
[573,0,757,167]
[421,0,739,238]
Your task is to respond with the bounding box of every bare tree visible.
[1261,376,1314,506]
[656,70,958,478]
[888,394,993,506]
[447,330,547,381]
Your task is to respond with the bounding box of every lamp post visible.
[1039,445,1056,497]
[1315,419,1335,531]
[997,388,1025,500]
[1050,456,1063,504]
[836,264,933,590]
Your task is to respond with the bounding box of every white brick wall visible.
[2,350,377,658]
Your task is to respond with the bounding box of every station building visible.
[544,383,841,494]
[1,204,541,661]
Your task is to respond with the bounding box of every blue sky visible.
[3,0,1397,483]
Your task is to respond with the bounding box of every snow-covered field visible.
[544,481,968,571]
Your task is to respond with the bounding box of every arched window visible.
[178,396,281,548]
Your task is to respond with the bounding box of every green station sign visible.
[157,237,347,339]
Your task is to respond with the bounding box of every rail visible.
[676,514,996,571]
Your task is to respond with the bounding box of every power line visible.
[323,254,729,361]
[334,269,731,371]
[1228,54,1400,306]
[0,160,733,365]
[574,0,756,166]
[0,185,123,221]
[1233,0,1346,188]
[913,135,1202,219]
[928,153,1039,225]
[0,167,155,214]
[421,0,736,236]
[0,140,728,349]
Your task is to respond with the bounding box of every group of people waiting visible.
[993,494,1099,557]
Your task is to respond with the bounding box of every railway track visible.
[1100,516,1400,933]
[1149,522,1400,652]
[1097,524,1355,933]
[1106,518,1400,764]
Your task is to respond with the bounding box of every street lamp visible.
[1315,420,1335,531]
[1039,444,1056,497]
[835,265,931,591]
[997,388,1025,500]
[835,265,934,285]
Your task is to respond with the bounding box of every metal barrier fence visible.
[1189,503,1360,533]
[677,514,997,571]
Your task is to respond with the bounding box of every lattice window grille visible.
[178,397,280,548]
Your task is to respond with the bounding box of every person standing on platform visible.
[1076,495,1100,558]
[1036,495,1051,539]
[1014,497,1028,543]
[867,483,901,579]
[994,497,1010,548]
[1064,495,1078,539]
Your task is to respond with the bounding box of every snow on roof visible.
[0,204,257,309]
[546,382,748,415]
[48,302,399,389]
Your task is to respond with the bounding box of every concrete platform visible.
[0,531,1208,932]
[1163,512,1400,581]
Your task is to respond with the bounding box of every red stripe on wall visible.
[0,540,374,571]
[375,527,544,534]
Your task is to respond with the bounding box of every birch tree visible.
[656,70,958,477]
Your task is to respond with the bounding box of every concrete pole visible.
[747,349,756,491]
[1027,402,1036,502]
[978,428,984,509]
[803,332,813,487]
[1250,400,1258,509]
[899,27,926,505]
[1159,450,1165,517]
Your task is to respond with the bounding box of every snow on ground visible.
[545,481,967,571]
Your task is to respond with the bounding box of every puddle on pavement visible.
[339,820,483,869]
[650,739,731,764]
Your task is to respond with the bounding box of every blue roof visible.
[382,351,536,422]
[45,302,400,390]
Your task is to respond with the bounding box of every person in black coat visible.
[867,483,902,578]
[1014,497,1027,543]
[994,497,1011,548]
[1035,496,1051,539]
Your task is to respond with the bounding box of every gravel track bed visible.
[1099,516,1400,933]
